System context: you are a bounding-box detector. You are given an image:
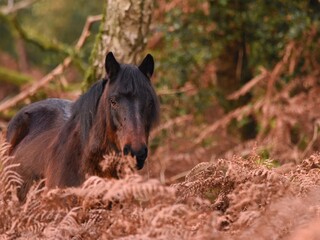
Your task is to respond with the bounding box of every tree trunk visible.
[84,0,154,89]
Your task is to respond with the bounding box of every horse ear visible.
[105,52,120,80]
[138,54,154,79]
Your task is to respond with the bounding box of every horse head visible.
[103,52,160,169]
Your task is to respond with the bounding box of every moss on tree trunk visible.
[0,67,32,86]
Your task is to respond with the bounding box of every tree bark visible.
[84,0,154,89]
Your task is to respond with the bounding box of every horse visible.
[6,52,160,201]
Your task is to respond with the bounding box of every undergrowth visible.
[0,135,320,240]
[1,33,320,239]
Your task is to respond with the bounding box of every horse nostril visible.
[123,144,131,155]
[134,146,148,170]
[139,146,148,158]
[123,145,148,169]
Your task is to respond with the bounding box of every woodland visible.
[0,0,320,239]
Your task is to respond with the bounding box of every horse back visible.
[6,98,72,153]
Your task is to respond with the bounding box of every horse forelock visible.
[112,64,160,125]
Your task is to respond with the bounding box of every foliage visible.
[0,0,101,70]
[152,0,320,121]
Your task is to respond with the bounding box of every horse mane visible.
[71,79,107,143]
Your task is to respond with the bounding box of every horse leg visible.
[17,181,32,203]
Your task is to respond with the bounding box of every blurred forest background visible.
[0,0,320,182]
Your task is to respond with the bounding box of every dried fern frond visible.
[100,154,137,179]
[0,140,23,199]
[0,136,23,234]
[44,207,81,240]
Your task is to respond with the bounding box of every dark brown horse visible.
[6,52,160,201]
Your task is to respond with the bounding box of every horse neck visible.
[82,99,120,175]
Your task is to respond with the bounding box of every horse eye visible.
[109,98,117,108]
[148,101,153,109]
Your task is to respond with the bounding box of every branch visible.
[301,120,320,158]
[0,12,75,60]
[151,114,193,139]
[194,100,264,144]
[0,58,72,112]
[157,86,196,96]
[7,14,73,56]
[0,14,102,113]
[75,15,102,50]
[0,0,39,15]
[227,67,269,100]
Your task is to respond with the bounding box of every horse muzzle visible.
[123,144,148,170]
